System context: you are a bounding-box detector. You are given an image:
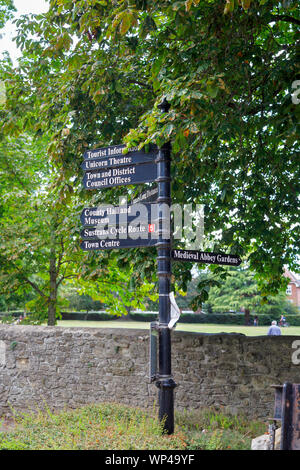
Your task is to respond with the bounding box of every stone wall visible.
[0,325,300,420]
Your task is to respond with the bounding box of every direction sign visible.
[83,144,137,160]
[80,221,159,240]
[81,238,158,251]
[83,161,157,190]
[80,203,159,227]
[171,249,242,266]
[82,149,157,172]
[132,187,158,204]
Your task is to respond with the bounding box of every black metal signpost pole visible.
[156,98,176,434]
[80,111,245,438]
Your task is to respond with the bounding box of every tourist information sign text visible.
[82,145,157,171]
[83,143,157,160]
[171,249,242,266]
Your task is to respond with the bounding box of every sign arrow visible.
[80,222,159,240]
[80,237,158,251]
[132,187,158,204]
[81,149,157,172]
[83,161,157,190]
[80,203,159,227]
[83,143,157,160]
[171,249,242,266]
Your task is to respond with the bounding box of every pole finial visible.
[157,97,170,113]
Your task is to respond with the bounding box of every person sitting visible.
[267,320,281,336]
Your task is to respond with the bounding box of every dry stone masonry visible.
[0,325,300,419]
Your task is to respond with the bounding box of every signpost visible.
[83,143,157,160]
[80,237,158,251]
[132,187,158,204]
[80,203,158,227]
[171,249,242,266]
[80,100,243,435]
[155,99,176,435]
[80,222,158,240]
[82,148,157,171]
[83,161,157,190]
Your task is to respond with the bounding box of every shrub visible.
[0,403,185,450]
[129,312,158,322]
[61,311,119,321]
[0,403,266,450]
[129,312,300,326]
[0,310,25,318]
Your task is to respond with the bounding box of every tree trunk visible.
[244,308,250,326]
[48,232,57,326]
[120,306,131,321]
[48,297,57,326]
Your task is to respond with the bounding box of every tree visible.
[0,289,34,312]
[62,286,103,313]
[120,0,300,297]
[0,132,158,324]
[0,0,15,108]
[0,0,299,311]
[0,133,78,324]
[0,0,15,31]
[206,267,299,320]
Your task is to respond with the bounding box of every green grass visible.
[0,403,267,450]
[57,320,300,336]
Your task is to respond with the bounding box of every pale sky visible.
[0,0,49,63]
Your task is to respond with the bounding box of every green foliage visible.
[0,79,5,107]
[0,133,79,325]
[0,0,299,315]
[175,274,221,311]
[0,289,34,311]
[0,403,184,450]
[183,313,300,325]
[0,310,25,317]
[0,132,157,323]
[0,314,14,324]
[128,311,300,325]
[0,0,15,30]
[177,407,266,451]
[206,267,299,315]
[0,403,266,450]
[0,438,28,450]
[129,311,158,322]
[63,290,103,312]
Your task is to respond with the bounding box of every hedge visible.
[0,310,25,318]
[61,311,119,321]
[129,312,300,326]
[3,310,299,326]
[129,312,158,322]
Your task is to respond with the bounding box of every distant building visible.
[284,269,300,310]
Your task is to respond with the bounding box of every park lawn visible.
[57,320,300,336]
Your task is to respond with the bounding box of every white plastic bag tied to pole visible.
[168,292,181,329]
